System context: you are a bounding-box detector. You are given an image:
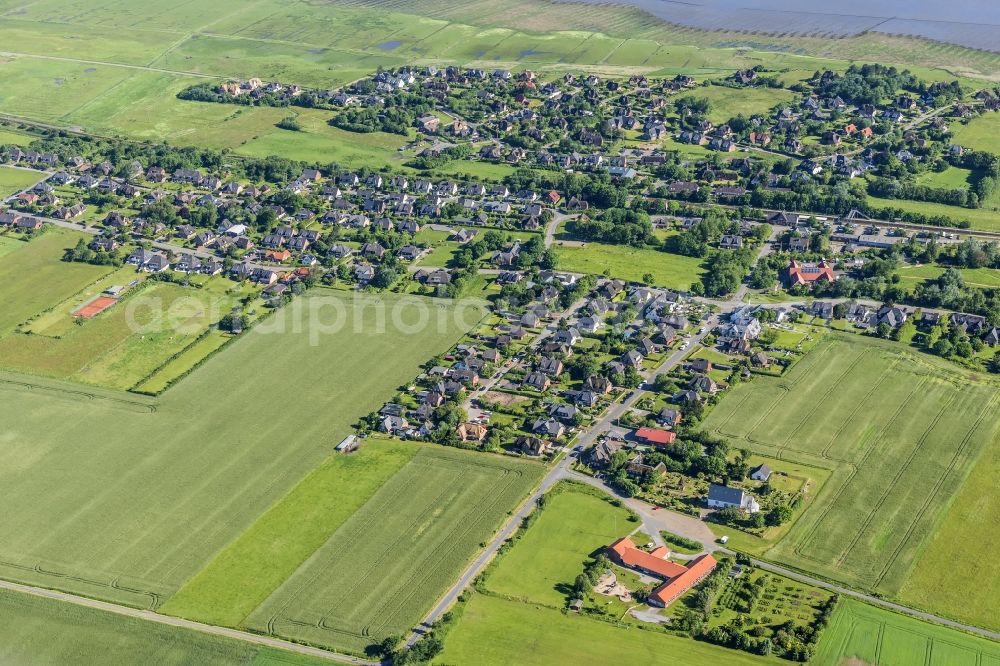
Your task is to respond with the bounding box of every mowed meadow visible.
[0,290,481,616]
[702,334,1000,627]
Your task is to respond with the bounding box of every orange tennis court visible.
[73,296,117,318]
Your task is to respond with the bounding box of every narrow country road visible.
[409,317,715,645]
[0,578,378,665]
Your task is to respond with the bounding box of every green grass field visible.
[0,127,39,146]
[900,428,1000,632]
[0,278,252,390]
[0,291,480,611]
[0,0,994,162]
[692,84,796,125]
[896,263,1000,289]
[0,165,44,197]
[432,593,783,666]
[915,166,974,190]
[701,334,1000,623]
[952,113,1000,155]
[554,242,706,290]
[814,598,1000,666]
[485,482,634,607]
[0,228,113,335]
[0,588,329,666]
[243,446,543,654]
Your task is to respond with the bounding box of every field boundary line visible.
[0,577,376,664]
[0,50,222,78]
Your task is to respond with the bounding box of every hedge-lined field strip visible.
[0,291,480,609]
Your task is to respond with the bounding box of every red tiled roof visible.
[636,427,676,445]
[650,553,717,606]
[787,259,835,285]
[608,537,686,579]
[609,538,717,607]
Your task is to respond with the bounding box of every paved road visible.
[410,316,713,645]
[543,211,572,248]
[0,578,378,665]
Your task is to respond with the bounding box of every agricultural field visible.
[901,428,1000,631]
[0,228,113,335]
[702,333,1000,624]
[162,438,421,626]
[243,447,543,654]
[0,165,44,197]
[0,291,481,611]
[0,0,994,159]
[0,277,253,390]
[432,593,782,666]
[814,598,1000,666]
[554,242,706,291]
[0,588,329,666]
[485,482,635,607]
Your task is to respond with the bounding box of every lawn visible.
[689,84,797,125]
[0,588,330,666]
[952,112,1000,155]
[432,593,783,666]
[0,291,481,611]
[235,109,411,168]
[243,447,544,654]
[485,482,636,607]
[0,228,113,335]
[896,263,1000,289]
[915,166,974,190]
[701,333,1000,622]
[0,127,38,146]
[814,598,1000,666]
[0,165,44,197]
[0,278,249,390]
[554,242,706,291]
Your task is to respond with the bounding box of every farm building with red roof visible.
[607,537,717,608]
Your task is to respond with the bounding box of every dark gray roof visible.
[708,484,747,504]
